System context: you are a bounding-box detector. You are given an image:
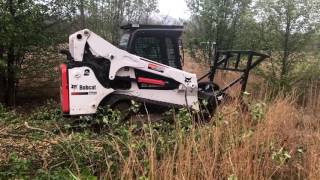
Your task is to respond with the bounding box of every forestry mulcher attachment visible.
[59,24,269,118]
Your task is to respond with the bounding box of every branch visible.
[24,121,53,134]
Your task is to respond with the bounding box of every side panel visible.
[114,67,199,110]
[68,66,114,115]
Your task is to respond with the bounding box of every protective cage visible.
[198,50,270,96]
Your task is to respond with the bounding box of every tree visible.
[124,0,159,24]
[79,0,86,28]
[0,0,59,106]
[255,0,320,78]
[86,0,158,43]
[185,0,251,50]
[0,0,160,106]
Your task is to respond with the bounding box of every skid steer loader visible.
[59,24,269,119]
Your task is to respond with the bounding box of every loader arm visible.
[69,29,196,88]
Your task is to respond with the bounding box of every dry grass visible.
[109,95,319,180]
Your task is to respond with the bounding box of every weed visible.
[228,174,238,180]
[0,153,32,179]
[271,147,292,165]
[249,102,266,124]
[28,99,62,122]
[0,103,19,122]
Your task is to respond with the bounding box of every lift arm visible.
[68,29,198,89]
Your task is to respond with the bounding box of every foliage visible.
[0,153,32,179]
[255,0,320,78]
[28,100,62,122]
[249,102,266,124]
[0,152,95,180]
[185,0,320,94]
[0,103,19,122]
[0,94,319,179]
[0,0,159,105]
[271,147,292,165]
[0,0,67,105]
[185,0,253,61]
[84,0,158,42]
[0,105,194,179]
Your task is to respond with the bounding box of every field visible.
[0,55,319,179]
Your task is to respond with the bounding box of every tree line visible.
[0,0,319,107]
[0,0,158,106]
[185,0,320,95]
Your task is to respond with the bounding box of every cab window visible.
[119,33,130,50]
[133,36,162,62]
[165,38,178,68]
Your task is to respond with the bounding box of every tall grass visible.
[111,96,319,179]
[0,93,319,179]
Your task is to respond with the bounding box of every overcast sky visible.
[158,0,191,20]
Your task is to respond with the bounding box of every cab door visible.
[128,30,182,69]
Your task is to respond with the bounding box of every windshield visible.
[119,33,130,50]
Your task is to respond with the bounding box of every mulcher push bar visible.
[198,50,269,96]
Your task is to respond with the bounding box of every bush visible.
[28,99,62,122]
[0,153,32,179]
[254,53,320,101]
[0,103,19,122]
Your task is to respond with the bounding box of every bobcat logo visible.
[84,69,90,76]
[185,77,192,83]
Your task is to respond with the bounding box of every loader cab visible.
[119,24,184,69]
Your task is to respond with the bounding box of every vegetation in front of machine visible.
[0,102,195,179]
[1,91,320,179]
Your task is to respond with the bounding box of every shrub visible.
[27,99,62,122]
[0,103,19,122]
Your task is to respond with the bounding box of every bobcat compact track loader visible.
[59,24,269,118]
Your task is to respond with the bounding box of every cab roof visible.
[120,24,184,31]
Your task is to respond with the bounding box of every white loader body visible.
[61,29,199,115]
